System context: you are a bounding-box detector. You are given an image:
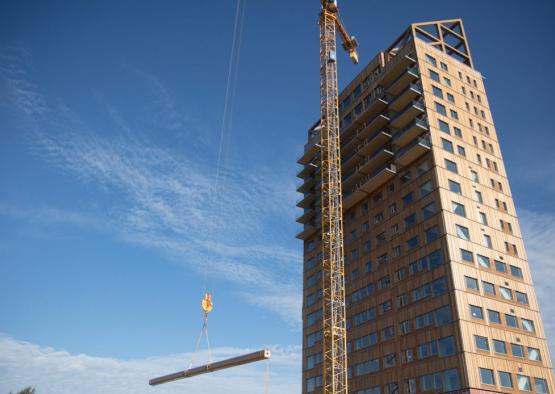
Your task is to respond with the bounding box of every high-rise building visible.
[297,19,553,394]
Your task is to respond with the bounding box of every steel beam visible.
[149,349,271,386]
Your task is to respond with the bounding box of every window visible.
[306,330,322,347]
[383,353,396,368]
[518,375,531,392]
[399,319,411,334]
[483,281,495,296]
[381,325,395,340]
[307,309,322,326]
[442,138,454,153]
[478,211,488,225]
[495,260,507,273]
[516,291,529,305]
[307,240,315,252]
[505,314,518,328]
[475,335,489,351]
[362,221,370,232]
[355,358,379,376]
[454,126,462,137]
[306,376,322,392]
[499,286,512,300]
[432,85,443,98]
[404,213,417,227]
[535,378,549,394]
[448,179,461,194]
[471,170,479,183]
[426,54,437,66]
[306,352,322,370]
[405,378,417,394]
[353,332,378,350]
[447,92,455,102]
[460,249,474,263]
[445,159,458,173]
[510,265,523,278]
[407,235,419,250]
[465,276,479,291]
[493,339,507,354]
[470,305,483,319]
[456,224,470,240]
[402,192,414,206]
[452,201,466,217]
[480,368,495,386]
[522,318,535,332]
[363,241,371,253]
[425,226,440,243]
[422,201,437,219]
[457,145,466,156]
[438,336,456,356]
[438,119,450,133]
[440,61,448,71]
[528,347,541,361]
[443,77,452,87]
[429,69,440,82]
[488,309,501,324]
[483,234,492,248]
[384,382,399,394]
[420,180,433,196]
[475,190,483,203]
[511,343,524,358]
[477,255,490,269]
[435,102,447,115]
[450,109,458,120]
[499,371,513,388]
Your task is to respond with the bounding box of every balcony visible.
[389,99,425,129]
[379,54,417,87]
[341,149,359,171]
[356,112,390,141]
[343,187,367,211]
[298,134,320,165]
[296,163,318,179]
[388,82,423,112]
[359,163,397,195]
[386,65,420,96]
[357,130,392,157]
[296,192,316,209]
[395,134,431,167]
[296,220,320,240]
[392,117,428,147]
[296,206,317,224]
[356,95,389,125]
[341,165,364,191]
[296,176,316,193]
[357,148,394,176]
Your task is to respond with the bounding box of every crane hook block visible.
[201,292,213,314]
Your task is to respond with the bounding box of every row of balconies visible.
[296,56,430,240]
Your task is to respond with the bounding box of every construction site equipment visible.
[318,1,358,394]
[149,349,271,386]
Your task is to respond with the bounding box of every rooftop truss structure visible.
[387,19,473,67]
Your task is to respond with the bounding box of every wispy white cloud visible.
[518,208,555,358]
[0,334,301,394]
[0,49,303,326]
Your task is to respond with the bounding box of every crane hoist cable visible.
[187,293,214,369]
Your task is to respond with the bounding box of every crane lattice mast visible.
[319,1,358,393]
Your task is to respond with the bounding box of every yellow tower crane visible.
[318,1,358,393]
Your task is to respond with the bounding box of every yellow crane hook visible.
[201,292,213,315]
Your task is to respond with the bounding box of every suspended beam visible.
[149,349,271,386]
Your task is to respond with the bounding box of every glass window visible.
[535,378,549,394]
[429,69,440,82]
[438,119,450,133]
[465,276,479,291]
[445,159,458,173]
[488,309,501,324]
[528,347,541,361]
[435,102,447,116]
[511,343,524,358]
[522,318,535,332]
[477,255,490,269]
[482,281,495,295]
[457,145,466,156]
[516,291,529,305]
[518,375,531,392]
[499,286,512,300]
[425,226,440,243]
[404,213,417,227]
[422,201,436,219]
[432,85,443,98]
[470,305,483,319]
[426,54,437,66]
[443,77,452,87]
[447,92,455,102]
[442,138,454,153]
[438,336,456,356]
[510,265,523,278]
[456,224,470,241]
[475,190,483,203]
[448,179,461,194]
[443,369,461,391]
[483,234,492,248]
[499,371,513,388]
[383,353,396,368]
[480,368,495,386]
[475,335,489,351]
[495,260,507,273]
[450,109,458,119]
[454,126,462,137]
[402,192,414,207]
[452,201,466,217]
[493,339,507,354]
[460,249,474,263]
[407,236,419,250]
[440,61,448,71]
[420,180,433,196]
[479,211,487,224]
[505,314,518,328]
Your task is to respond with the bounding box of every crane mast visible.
[319,1,358,393]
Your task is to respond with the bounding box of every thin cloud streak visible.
[0,334,301,394]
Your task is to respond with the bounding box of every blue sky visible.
[1,1,554,393]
